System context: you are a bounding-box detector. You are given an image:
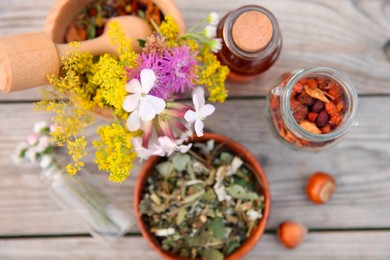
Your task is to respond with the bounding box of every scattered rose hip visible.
[306,172,336,204]
[277,221,307,249]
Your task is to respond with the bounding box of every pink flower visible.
[160,45,198,93]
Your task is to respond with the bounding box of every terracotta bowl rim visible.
[134,132,271,260]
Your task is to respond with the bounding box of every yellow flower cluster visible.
[93,124,140,183]
[66,137,87,175]
[93,54,128,118]
[197,48,229,102]
[159,16,180,42]
[107,21,138,67]
[35,43,96,175]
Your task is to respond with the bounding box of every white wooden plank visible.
[0,97,389,235]
[0,0,390,101]
[1,232,390,259]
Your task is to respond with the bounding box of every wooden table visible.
[1,0,390,259]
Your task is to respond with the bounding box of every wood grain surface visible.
[0,0,389,100]
[1,232,390,259]
[1,0,390,258]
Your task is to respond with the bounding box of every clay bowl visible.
[134,132,271,260]
[45,0,185,44]
[44,0,185,120]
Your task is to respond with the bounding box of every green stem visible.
[187,18,207,34]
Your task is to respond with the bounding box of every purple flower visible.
[126,53,170,99]
[160,45,198,93]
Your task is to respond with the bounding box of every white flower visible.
[184,87,215,137]
[123,69,166,132]
[27,134,39,146]
[132,136,192,160]
[207,12,219,26]
[33,121,49,134]
[25,148,37,163]
[34,136,50,153]
[49,124,57,132]
[247,209,263,221]
[208,38,222,53]
[203,25,216,39]
[131,137,153,160]
[154,228,175,237]
[40,155,53,169]
[152,136,192,157]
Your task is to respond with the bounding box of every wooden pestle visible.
[0,16,152,93]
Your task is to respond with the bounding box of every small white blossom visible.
[207,12,219,26]
[40,155,53,169]
[33,121,49,134]
[34,136,50,153]
[184,87,215,137]
[247,209,263,220]
[203,25,217,39]
[154,228,175,237]
[208,38,222,53]
[152,136,192,157]
[27,134,39,146]
[213,166,232,202]
[123,69,166,132]
[25,148,37,163]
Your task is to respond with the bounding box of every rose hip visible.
[316,111,330,127]
[312,100,324,113]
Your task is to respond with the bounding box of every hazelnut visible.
[277,221,307,249]
[306,172,336,204]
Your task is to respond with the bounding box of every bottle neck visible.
[222,5,281,60]
[281,67,359,142]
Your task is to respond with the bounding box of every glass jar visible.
[266,67,358,151]
[41,156,134,244]
[216,5,282,82]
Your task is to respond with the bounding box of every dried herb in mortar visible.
[139,140,265,259]
[65,0,163,42]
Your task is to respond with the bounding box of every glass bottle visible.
[41,156,134,244]
[216,5,282,82]
[266,67,358,151]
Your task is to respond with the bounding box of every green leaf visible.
[137,39,146,48]
[176,207,187,225]
[172,153,191,172]
[155,161,175,178]
[226,184,259,200]
[223,239,241,255]
[87,22,96,39]
[220,152,233,164]
[183,189,205,204]
[203,188,217,202]
[202,248,224,260]
[206,217,225,239]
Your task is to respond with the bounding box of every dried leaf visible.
[304,84,329,103]
[155,161,175,178]
[226,185,259,200]
[176,206,187,225]
[183,189,205,204]
[206,217,225,239]
[172,153,191,172]
[220,152,234,164]
[202,248,224,260]
[223,239,241,255]
[203,188,217,202]
[299,120,322,134]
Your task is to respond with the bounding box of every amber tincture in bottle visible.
[216,5,282,82]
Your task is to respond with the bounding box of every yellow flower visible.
[159,16,180,42]
[93,124,140,182]
[196,48,229,102]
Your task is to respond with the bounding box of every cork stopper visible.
[232,11,273,53]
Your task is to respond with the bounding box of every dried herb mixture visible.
[139,140,264,259]
[65,0,163,42]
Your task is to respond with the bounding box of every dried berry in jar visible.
[266,67,358,151]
